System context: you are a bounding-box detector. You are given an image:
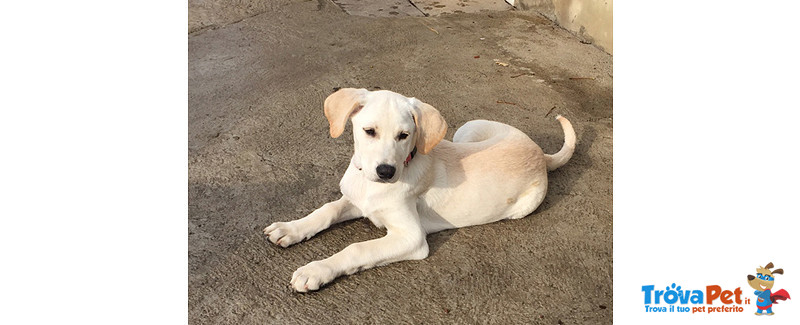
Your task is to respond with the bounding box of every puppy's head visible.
[747,262,783,291]
[324,88,447,183]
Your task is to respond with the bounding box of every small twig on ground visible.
[569,77,596,80]
[496,100,518,106]
[420,21,439,34]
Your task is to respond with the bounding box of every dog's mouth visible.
[760,284,767,290]
[373,177,397,184]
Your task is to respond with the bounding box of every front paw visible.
[263,221,304,247]
[291,261,335,292]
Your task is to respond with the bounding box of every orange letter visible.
[721,290,733,304]
[706,285,721,304]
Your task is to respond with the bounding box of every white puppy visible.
[264,88,576,292]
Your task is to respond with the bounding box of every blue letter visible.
[690,290,703,304]
[642,285,655,304]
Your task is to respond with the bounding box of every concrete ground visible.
[189,0,612,324]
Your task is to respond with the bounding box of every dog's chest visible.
[338,167,380,225]
[339,166,416,229]
[339,166,365,203]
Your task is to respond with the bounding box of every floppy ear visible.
[324,88,368,138]
[765,262,775,269]
[411,98,448,154]
[773,268,784,275]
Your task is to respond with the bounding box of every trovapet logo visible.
[641,261,792,316]
[642,283,745,314]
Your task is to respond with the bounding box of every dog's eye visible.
[364,128,376,137]
[397,132,409,140]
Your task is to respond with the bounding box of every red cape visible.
[771,289,791,304]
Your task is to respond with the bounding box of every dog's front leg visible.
[289,203,429,292]
[264,196,361,247]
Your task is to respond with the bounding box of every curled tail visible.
[544,115,576,171]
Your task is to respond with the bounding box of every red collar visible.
[404,147,417,166]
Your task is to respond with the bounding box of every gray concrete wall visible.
[189,0,612,54]
[518,0,612,54]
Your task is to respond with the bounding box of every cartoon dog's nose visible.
[376,164,396,180]
[748,275,755,281]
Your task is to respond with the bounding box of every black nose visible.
[748,275,755,281]
[376,164,396,180]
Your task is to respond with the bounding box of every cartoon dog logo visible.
[747,262,791,316]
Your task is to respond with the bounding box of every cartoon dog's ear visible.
[324,88,369,138]
[766,262,775,269]
[773,268,784,275]
[410,98,448,155]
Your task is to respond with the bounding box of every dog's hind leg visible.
[264,196,361,247]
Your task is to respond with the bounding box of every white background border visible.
[616,1,799,324]
[1,1,187,324]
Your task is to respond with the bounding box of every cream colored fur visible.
[264,88,576,292]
